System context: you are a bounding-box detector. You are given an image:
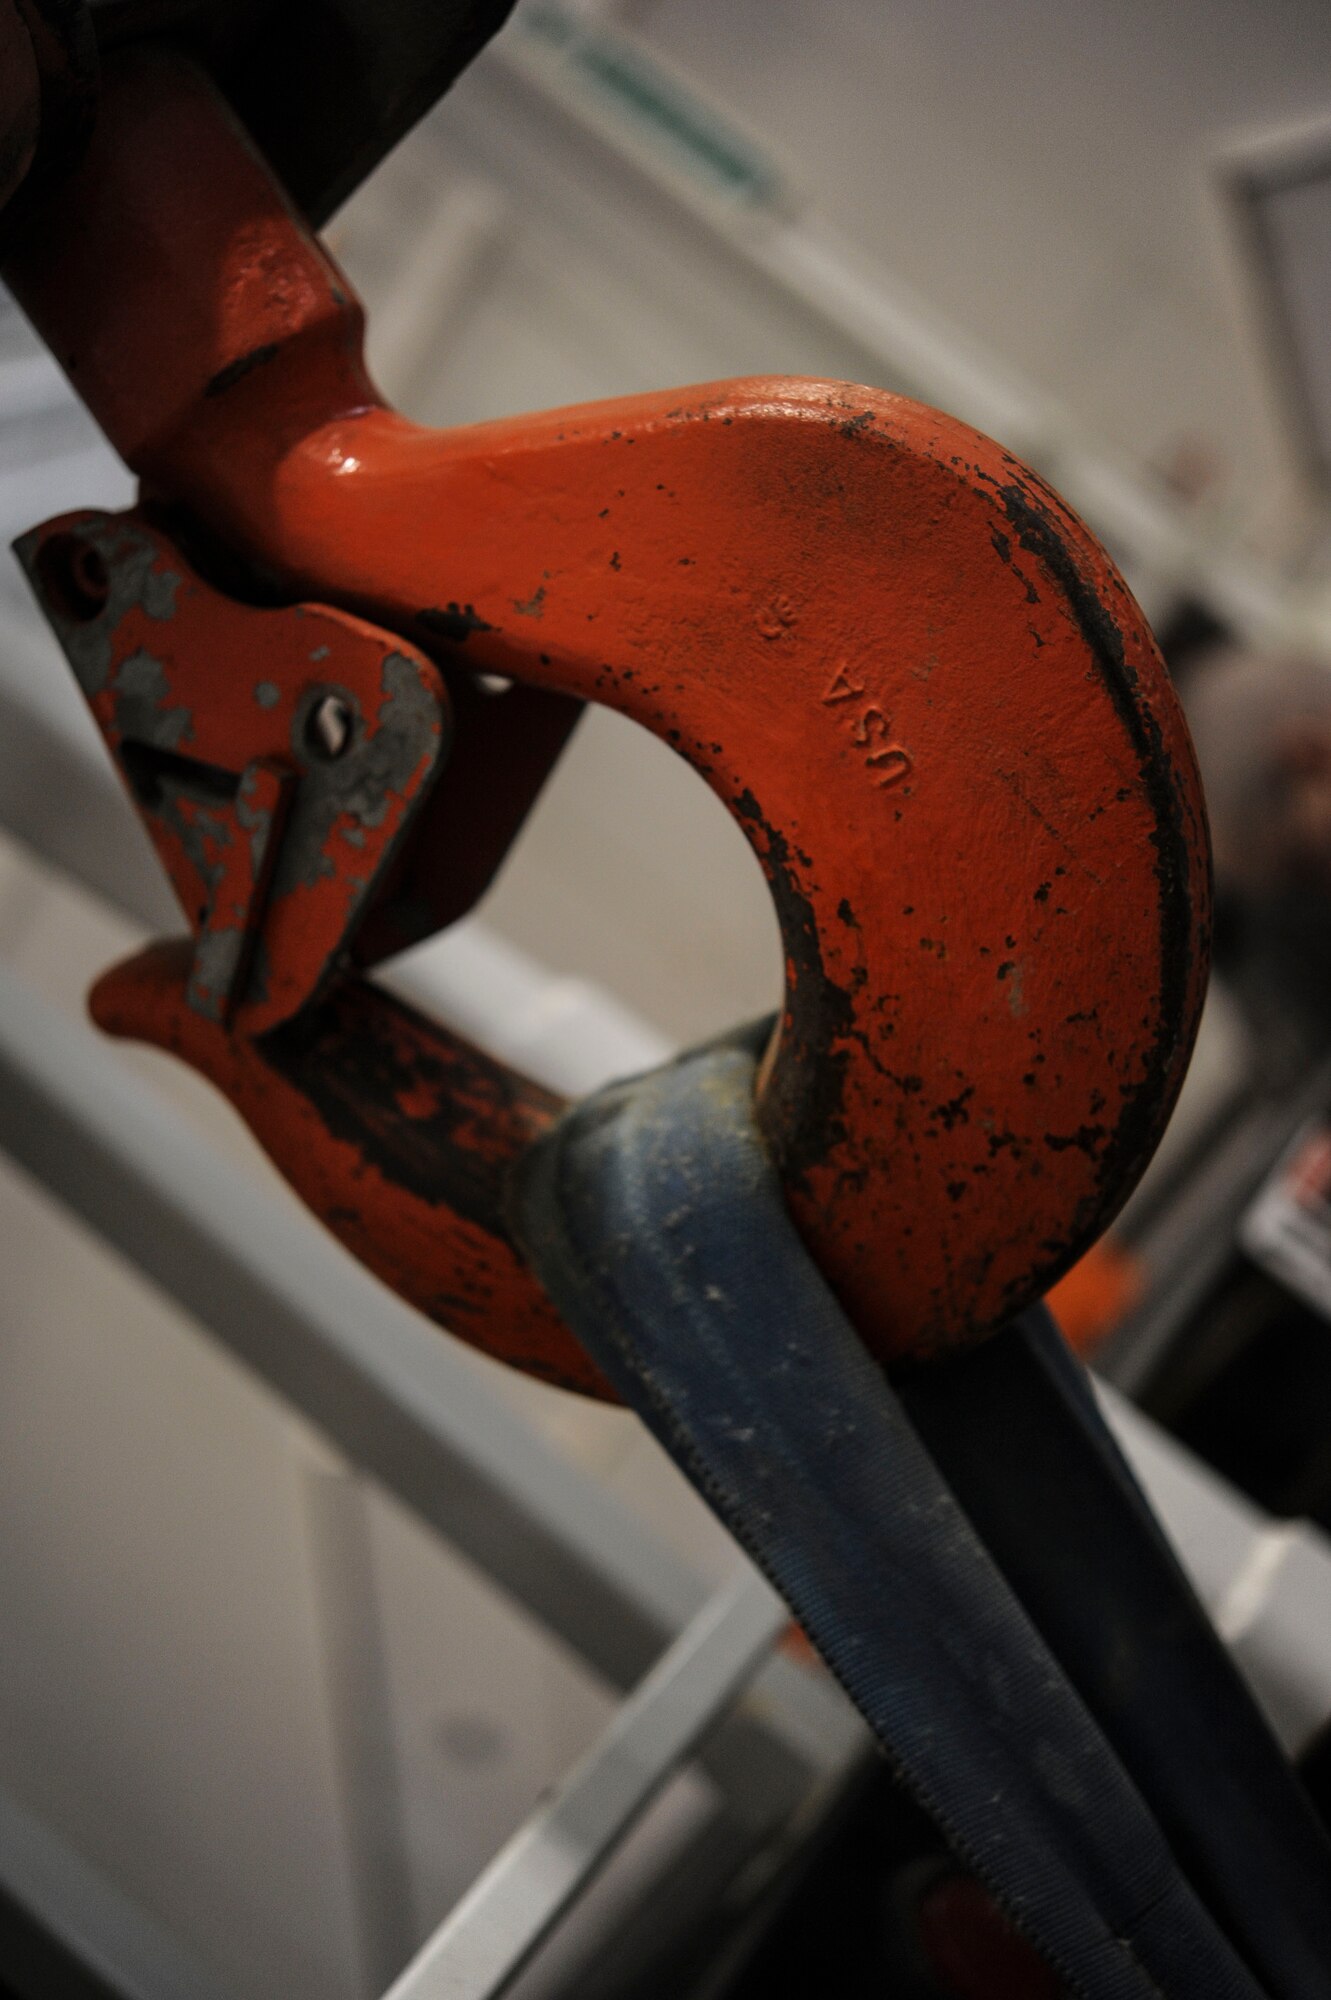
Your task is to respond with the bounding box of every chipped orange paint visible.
[92,939,608,1392]
[6,53,1211,1389]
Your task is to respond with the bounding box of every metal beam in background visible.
[382,1569,787,2000]
[0,1790,237,2000]
[302,1464,421,2000]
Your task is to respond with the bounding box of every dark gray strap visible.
[899,1312,1331,2000]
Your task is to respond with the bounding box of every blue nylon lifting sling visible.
[512,1028,1296,2000]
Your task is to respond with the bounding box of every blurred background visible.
[3,1,1331,1995]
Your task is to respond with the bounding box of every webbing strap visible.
[512,1032,1267,2000]
[898,1314,1331,2000]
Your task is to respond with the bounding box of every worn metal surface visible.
[5,53,1211,1383]
[16,507,451,1032]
